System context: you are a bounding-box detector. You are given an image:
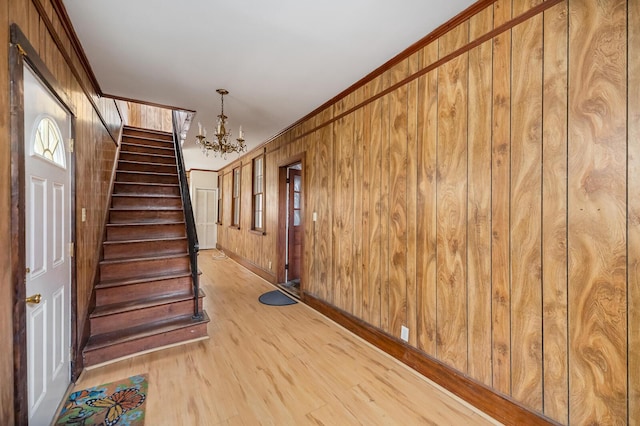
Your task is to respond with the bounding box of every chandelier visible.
[196,89,246,157]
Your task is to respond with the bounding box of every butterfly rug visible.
[54,374,148,426]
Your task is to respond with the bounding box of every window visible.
[33,116,66,167]
[232,167,241,227]
[252,155,265,231]
[217,175,223,224]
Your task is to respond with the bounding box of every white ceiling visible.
[62,0,475,170]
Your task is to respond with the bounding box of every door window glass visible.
[33,116,65,168]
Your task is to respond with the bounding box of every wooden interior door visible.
[194,187,217,249]
[24,64,72,425]
[287,168,302,281]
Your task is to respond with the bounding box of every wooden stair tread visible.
[103,236,187,245]
[120,137,174,146]
[118,160,177,167]
[96,271,196,289]
[100,252,189,266]
[121,142,174,151]
[112,193,181,198]
[114,181,179,188]
[116,170,177,177]
[109,206,182,212]
[84,311,210,352]
[120,151,176,160]
[123,126,172,136]
[106,221,185,227]
[91,290,205,318]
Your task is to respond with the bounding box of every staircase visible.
[83,126,209,367]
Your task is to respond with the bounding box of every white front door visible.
[23,64,72,425]
[194,187,218,249]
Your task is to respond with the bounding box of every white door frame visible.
[9,24,78,424]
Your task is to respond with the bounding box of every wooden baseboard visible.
[215,244,277,284]
[302,292,559,426]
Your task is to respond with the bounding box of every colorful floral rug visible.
[54,374,148,426]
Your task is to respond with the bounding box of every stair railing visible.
[171,111,202,320]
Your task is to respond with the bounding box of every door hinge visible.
[69,242,75,258]
[16,43,27,57]
[286,178,290,184]
[68,138,74,153]
[284,263,289,270]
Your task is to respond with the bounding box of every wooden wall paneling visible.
[629,0,640,423]
[388,59,409,339]
[316,109,334,302]
[353,88,365,318]
[509,5,543,410]
[466,6,493,387]
[491,0,512,395]
[541,1,569,422]
[567,0,627,423]
[339,94,355,313]
[304,135,316,295]
[416,42,439,357]
[0,0,13,421]
[367,76,383,328]
[406,53,419,346]
[28,2,39,55]
[435,22,468,372]
[360,80,372,323]
[379,88,391,333]
[332,98,345,310]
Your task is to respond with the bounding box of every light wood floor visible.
[74,250,501,425]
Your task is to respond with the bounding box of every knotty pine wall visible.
[0,0,122,420]
[217,0,639,423]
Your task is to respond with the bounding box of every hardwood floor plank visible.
[73,251,500,425]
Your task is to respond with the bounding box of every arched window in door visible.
[32,116,66,168]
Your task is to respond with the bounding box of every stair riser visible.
[83,321,208,367]
[109,210,184,223]
[103,239,188,260]
[118,162,176,174]
[120,152,176,165]
[100,256,190,282]
[120,143,175,155]
[123,129,173,141]
[96,276,194,305]
[106,223,186,241]
[111,196,182,209]
[113,183,180,196]
[91,298,203,335]
[121,136,174,148]
[115,171,177,185]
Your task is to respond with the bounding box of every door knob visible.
[25,294,41,304]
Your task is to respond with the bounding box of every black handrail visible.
[172,111,202,320]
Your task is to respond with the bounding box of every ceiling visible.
[62,0,475,171]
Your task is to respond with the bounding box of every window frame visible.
[231,167,241,228]
[251,154,265,233]
[216,174,223,225]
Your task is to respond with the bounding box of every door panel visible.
[195,187,218,249]
[24,64,72,425]
[288,169,302,281]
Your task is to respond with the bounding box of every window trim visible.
[216,174,223,225]
[251,154,265,233]
[231,167,241,228]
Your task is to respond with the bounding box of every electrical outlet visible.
[401,325,409,342]
[81,208,86,222]
[313,212,318,222]
[269,261,272,269]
